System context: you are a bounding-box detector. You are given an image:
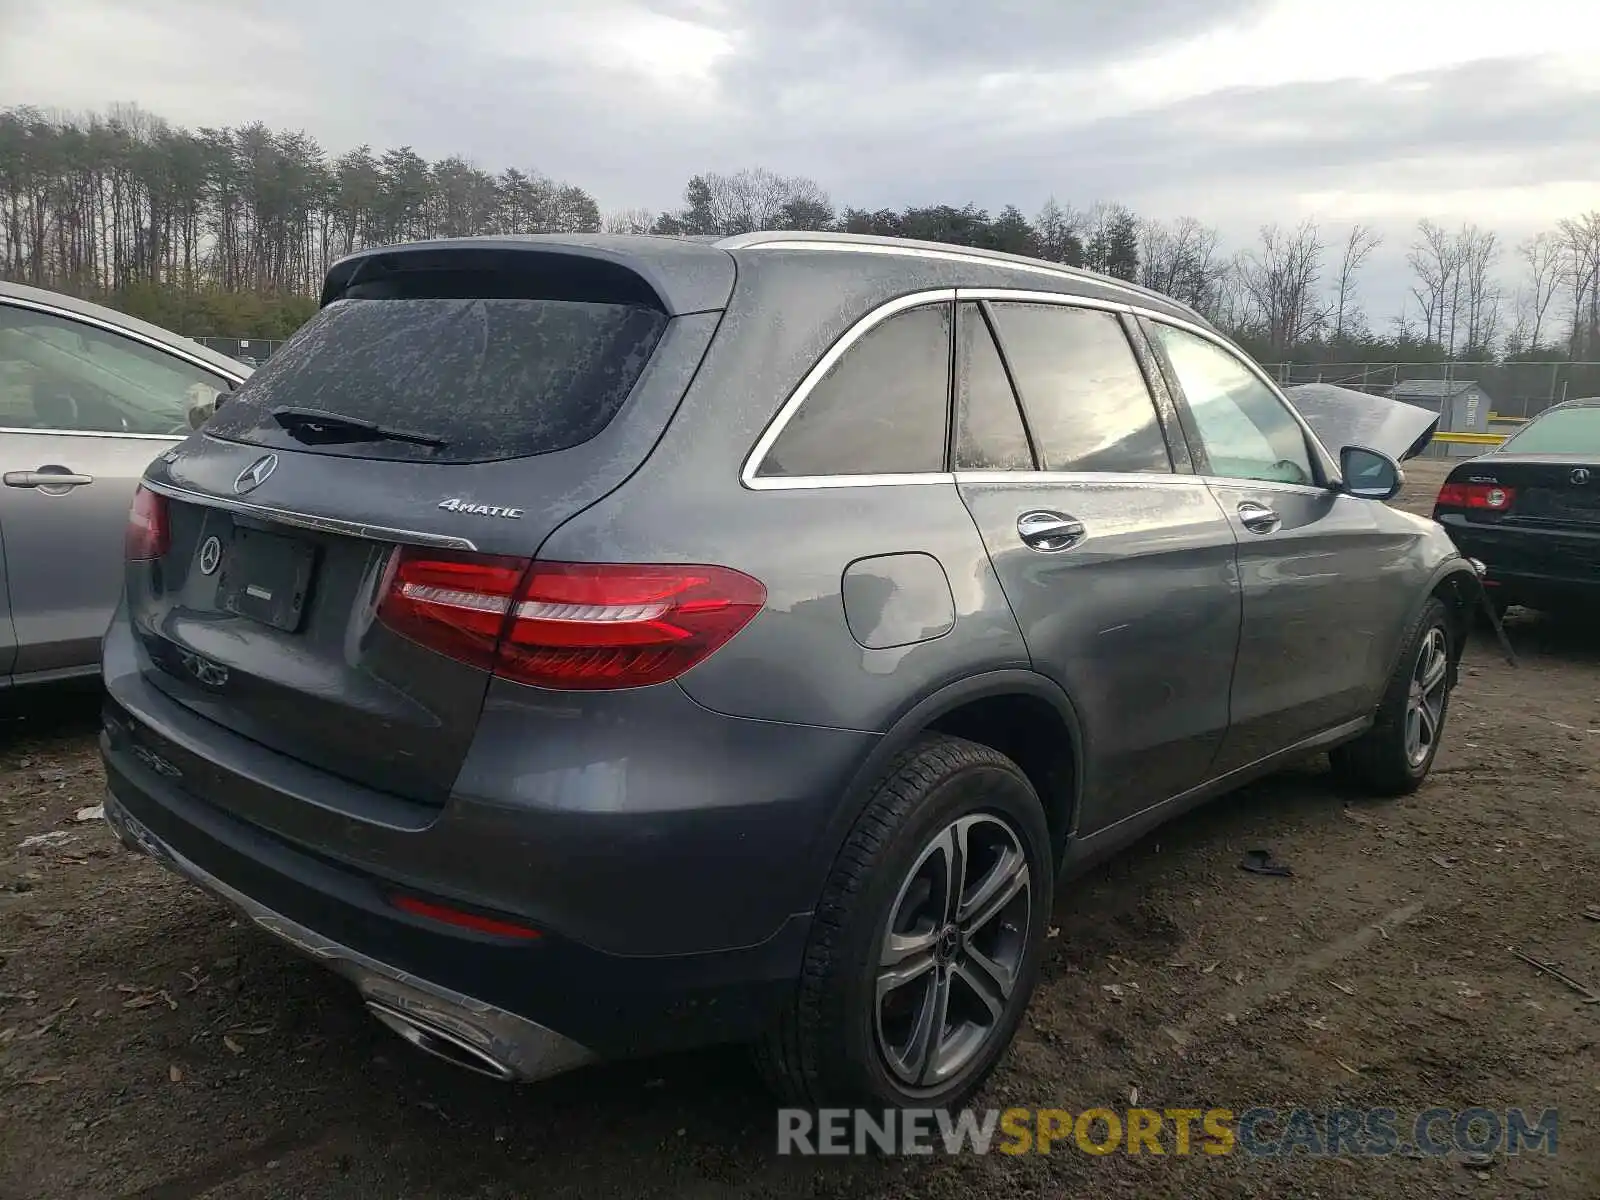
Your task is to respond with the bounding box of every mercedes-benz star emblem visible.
[1571,468,1590,486]
[198,536,222,576]
[234,453,278,494]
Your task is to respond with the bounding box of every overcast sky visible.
[4,0,1596,321]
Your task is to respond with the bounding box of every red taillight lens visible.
[1436,482,1516,512]
[377,550,527,671]
[376,550,766,691]
[125,486,170,561]
[498,561,767,689]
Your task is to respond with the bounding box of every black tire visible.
[1330,596,1455,796]
[755,734,1053,1110]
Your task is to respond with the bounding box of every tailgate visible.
[122,241,730,805]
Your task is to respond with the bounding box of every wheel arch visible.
[1420,560,1482,679]
[805,670,1086,897]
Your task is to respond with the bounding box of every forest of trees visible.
[3,104,1598,372]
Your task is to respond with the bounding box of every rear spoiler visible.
[320,235,736,317]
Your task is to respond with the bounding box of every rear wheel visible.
[755,734,1052,1109]
[1331,596,1454,796]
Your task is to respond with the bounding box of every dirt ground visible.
[3,458,1598,1199]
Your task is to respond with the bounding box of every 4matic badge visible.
[438,498,524,519]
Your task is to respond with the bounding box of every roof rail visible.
[715,229,1196,318]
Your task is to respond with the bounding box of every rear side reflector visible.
[389,893,543,940]
[125,485,171,561]
[376,550,766,690]
[1436,482,1516,511]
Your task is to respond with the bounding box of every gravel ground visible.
[2,458,1598,1199]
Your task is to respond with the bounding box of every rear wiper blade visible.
[272,407,447,450]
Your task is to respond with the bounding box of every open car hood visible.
[1285,382,1439,462]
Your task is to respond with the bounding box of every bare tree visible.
[677,167,833,235]
[1407,218,1462,350]
[1234,220,1330,354]
[1557,211,1600,359]
[1506,231,1563,353]
[603,207,656,234]
[1033,197,1083,265]
[1079,201,1140,280]
[1138,216,1227,315]
[1331,223,1381,341]
[1457,225,1501,357]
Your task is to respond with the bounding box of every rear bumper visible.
[98,607,879,1067]
[1437,516,1600,601]
[102,710,821,1063]
[104,789,591,1082]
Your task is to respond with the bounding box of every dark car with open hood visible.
[1432,397,1600,619]
[101,231,1479,1110]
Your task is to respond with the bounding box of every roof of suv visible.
[319,230,1209,329]
[715,230,1202,323]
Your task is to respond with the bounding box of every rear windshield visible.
[204,297,668,462]
[1499,406,1600,456]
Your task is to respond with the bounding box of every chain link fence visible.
[190,336,286,367]
[1261,361,1600,421]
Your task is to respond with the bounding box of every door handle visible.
[1018,510,1086,552]
[3,468,95,491]
[1237,501,1280,534]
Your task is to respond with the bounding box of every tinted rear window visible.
[205,297,668,462]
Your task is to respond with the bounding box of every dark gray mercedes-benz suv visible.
[101,231,1478,1110]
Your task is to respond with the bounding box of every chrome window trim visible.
[0,426,184,441]
[957,288,1133,315]
[740,288,956,490]
[954,469,1204,488]
[954,470,1330,498]
[1196,476,1333,499]
[744,472,956,491]
[741,285,1339,492]
[141,479,480,552]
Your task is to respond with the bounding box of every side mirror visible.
[1340,445,1403,502]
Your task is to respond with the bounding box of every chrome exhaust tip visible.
[366,999,517,1082]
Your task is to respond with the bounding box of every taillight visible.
[1436,482,1516,512]
[376,550,766,690]
[125,485,170,560]
[378,551,526,671]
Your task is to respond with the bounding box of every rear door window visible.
[205,297,668,463]
[954,303,1034,471]
[757,302,952,479]
[986,302,1172,474]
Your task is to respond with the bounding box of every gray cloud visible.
[897,56,1599,209]
[2,0,1592,255]
[655,0,1275,69]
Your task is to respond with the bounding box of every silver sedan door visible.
[0,301,235,680]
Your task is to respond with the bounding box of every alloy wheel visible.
[874,812,1032,1090]
[1405,625,1450,768]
